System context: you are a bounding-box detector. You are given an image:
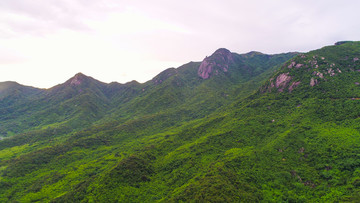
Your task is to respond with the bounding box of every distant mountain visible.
[0,81,41,97]
[0,49,295,139]
[4,43,346,201]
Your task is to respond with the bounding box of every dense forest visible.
[1,42,360,202]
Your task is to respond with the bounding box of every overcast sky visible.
[1,0,359,88]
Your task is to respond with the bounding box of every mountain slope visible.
[0,49,295,139]
[76,41,360,202]
[0,82,45,137]
[113,49,296,119]
[0,74,110,139]
[0,47,312,202]
[149,41,360,202]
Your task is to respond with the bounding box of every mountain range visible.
[0,41,360,202]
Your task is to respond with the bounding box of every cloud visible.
[129,0,360,53]
[0,0,127,37]
[0,0,360,87]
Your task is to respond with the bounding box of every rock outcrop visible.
[288,81,301,93]
[198,48,234,79]
[275,73,292,92]
[70,73,84,86]
[310,78,318,87]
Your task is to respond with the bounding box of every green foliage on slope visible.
[2,42,360,202]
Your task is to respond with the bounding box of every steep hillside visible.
[75,42,360,202]
[113,49,296,119]
[0,82,45,137]
[0,49,294,139]
[153,41,360,202]
[0,74,108,138]
[0,47,307,202]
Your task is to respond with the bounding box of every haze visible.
[0,0,359,88]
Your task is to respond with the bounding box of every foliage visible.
[1,43,360,202]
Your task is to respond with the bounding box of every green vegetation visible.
[1,42,360,202]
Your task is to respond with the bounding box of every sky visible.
[0,0,360,88]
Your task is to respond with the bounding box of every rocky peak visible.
[213,48,232,56]
[69,73,88,86]
[48,72,108,99]
[198,48,234,79]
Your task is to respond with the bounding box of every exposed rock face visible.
[327,68,335,76]
[275,72,292,92]
[310,78,318,87]
[198,48,234,79]
[313,71,324,79]
[198,60,214,79]
[289,81,301,93]
[288,62,296,68]
[70,73,85,86]
[263,72,299,93]
[288,61,304,69]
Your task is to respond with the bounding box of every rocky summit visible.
[198,48,234,79]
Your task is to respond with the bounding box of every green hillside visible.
[2,42,360,202]
[0,49,294,140]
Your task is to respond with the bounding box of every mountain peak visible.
[213,48,231,56]
[69,72,89,86]
[198,48,234,79]
[0,81,21,93]
[49,72,100,92]
[74,72,87,77]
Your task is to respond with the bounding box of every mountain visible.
[0,49,295,139]
[3,42,360,201]
[0,82,45,137]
